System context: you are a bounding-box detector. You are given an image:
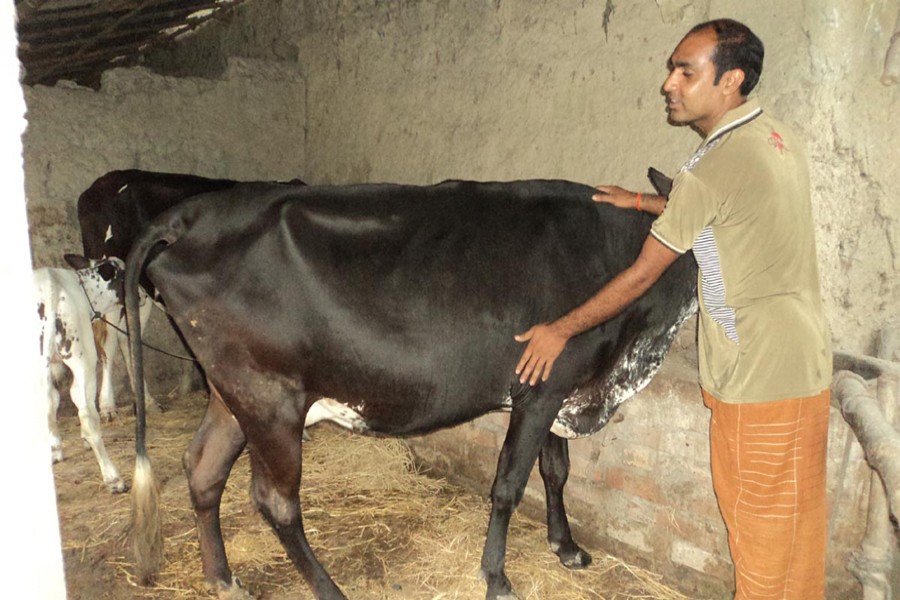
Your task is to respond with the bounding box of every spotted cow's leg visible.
[95,319,118,421]
[243,398,346,600]
[480,387,566,600]
[66,351,125,493]
[44,360,64,463]
[539,432,591,568]
[183,385,247,597]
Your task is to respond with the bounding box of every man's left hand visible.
[514,323,569,385]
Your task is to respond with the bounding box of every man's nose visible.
[663,74,676,93]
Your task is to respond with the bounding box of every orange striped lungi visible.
[703,389,830,600]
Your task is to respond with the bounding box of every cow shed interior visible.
[17,1,900,598]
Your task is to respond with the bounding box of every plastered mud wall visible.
[23,58,306,394]
[146,0,900,358]
[24,58,306,268]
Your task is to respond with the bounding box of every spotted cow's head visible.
[63,254,127,316]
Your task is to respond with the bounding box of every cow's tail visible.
[125,218,181,584]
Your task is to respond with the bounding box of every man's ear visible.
[721,68,746,96]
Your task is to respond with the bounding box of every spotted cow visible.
[35,255,133,493]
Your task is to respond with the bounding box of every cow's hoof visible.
[561,548,592,569]
[100,408,117,422]
[550,540,592,569]
[106,477,128,494]
[215,577,256,600]
[147,398,164,413]
[51,448,64,463]
[480,568,519,600]
[556,544,593,569]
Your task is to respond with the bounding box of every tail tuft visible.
[131,454,163,585]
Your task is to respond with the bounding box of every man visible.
[515,19,832,600]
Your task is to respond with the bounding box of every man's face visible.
[662,29,731,136]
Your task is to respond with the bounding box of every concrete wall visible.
[22,0,899,597]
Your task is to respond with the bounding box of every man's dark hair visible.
[689,19,764,96]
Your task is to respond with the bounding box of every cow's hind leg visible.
[67,358,125,493]
[245,410,346,599]
[481,388,565,600]
[183,386,248,598]
[539,432,591,568]
[44,362,63,463]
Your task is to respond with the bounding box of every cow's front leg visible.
[183,386,248,597]
[539,432,591,568]
[95,320,118,421]
[481,391,564,600]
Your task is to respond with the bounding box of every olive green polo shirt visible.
[651,98,832,403]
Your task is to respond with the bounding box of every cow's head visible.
[64,254,127,316]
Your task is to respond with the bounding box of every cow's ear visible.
[64,254,89,270]
[647,167,673,197]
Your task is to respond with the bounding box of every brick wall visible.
[406,349,872,598]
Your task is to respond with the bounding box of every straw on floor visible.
[54,391,692,600]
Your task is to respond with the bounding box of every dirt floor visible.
[53,391,694,599]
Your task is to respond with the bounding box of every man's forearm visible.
[552,265,658,339]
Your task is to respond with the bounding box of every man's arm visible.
[594,185,667,216]
[514,234,680,385]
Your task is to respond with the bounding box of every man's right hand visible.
[514,323,570,386]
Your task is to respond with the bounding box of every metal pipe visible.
[845,374,898,599]
[833,372,900,518]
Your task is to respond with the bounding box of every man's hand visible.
[593,185,636,209]
[514,323,570,385]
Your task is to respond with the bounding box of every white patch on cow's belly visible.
[104,225,113,243]
[552,296,699,438]
[305,398,370,432]
[550,418,583,439]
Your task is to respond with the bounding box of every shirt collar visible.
[702,97,763,147]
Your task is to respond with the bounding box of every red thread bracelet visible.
[635,192,643,212]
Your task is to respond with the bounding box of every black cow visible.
[125,179,697,600]
[79,170,244,263]
[76,169,305,417]
[78,169,306,285]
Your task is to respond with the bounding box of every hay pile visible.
[54,392,693,599]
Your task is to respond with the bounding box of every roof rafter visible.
[15,0,249,88]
